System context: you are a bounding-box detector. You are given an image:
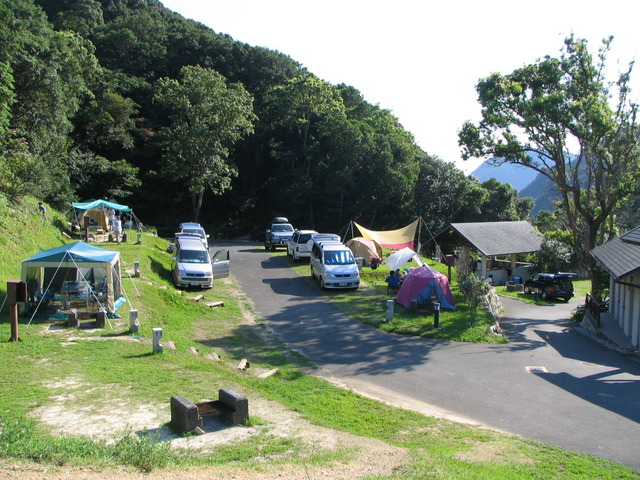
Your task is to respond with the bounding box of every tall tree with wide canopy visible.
[154,65,255,221]
[459,35,640,296]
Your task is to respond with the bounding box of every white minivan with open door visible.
[171,236,229,289]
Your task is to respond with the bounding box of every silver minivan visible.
[171,236,229,288]
[310,239,359,289]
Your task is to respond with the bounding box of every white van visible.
[171,236,229,289]
[310,239,360,289]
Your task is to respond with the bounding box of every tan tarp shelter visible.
[354,219,419,249]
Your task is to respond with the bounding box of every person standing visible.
[113,216,122,244]
[38,202,47,221]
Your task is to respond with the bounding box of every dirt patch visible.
[19,374,408,480]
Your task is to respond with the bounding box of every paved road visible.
[223,241,640,469]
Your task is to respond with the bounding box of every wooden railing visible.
[585,293,601,328]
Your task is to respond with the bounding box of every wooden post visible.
[7,280,26,342]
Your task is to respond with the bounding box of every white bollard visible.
[133,261,140,277]
[129,309,139,333]
[152,327,163,354]
[385,299,394,322]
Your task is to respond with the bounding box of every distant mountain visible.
[520,173,559,216]
[470,160,538,192]
[470,156,559,217]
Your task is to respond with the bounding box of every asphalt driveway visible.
[224,241,640,469]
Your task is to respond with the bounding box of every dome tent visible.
[395,266,455,310]
[345,237,382,262]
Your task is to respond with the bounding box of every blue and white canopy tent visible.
[21,242,124,317]
[71,199,145,236]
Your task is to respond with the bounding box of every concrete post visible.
[68,309,78,327]
[152,327,163,354]
[129,309,139,333]
[385,299,394,322]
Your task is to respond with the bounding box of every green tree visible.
[154,65,255,220]
[1,0,102,202]
[0,132,48,199]
[459,35,640,296]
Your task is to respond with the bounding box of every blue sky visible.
[160,0,639,173]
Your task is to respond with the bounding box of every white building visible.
[591,227,640,349]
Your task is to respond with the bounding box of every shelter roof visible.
[23,241,119,264]
[72,199,131,212]
[434,221,543,257]
[591,226,640,280]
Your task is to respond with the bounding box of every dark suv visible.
[264,217,294,251]
[524,273,576,302]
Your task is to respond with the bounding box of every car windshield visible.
[272,224,293,233]
[179,250,209,263]
[183,228,205,239]
[298,233,313,242]
[324,250,354,265]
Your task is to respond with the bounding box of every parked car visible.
[524,272,576,302]
[287,229,318,261]
[264,217,294,251]
[178,222,209,248]
[309,237,360,289]
[171,235,229,289]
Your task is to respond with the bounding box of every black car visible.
[524,273,576,302]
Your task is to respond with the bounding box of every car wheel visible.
[311,267,315,280]
[563,297,571,303]
[293,252,298,261]
[320,277,326,289]
[541,290,549,300]
[524,286,531,294]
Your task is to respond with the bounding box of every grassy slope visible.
[0,199,637,479]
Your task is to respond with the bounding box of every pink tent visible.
[396,266,456,309]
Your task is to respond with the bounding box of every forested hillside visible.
[1,0,533,236]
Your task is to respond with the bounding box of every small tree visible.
[458,273,490,325]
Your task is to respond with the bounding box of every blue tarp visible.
[72,199,131,212]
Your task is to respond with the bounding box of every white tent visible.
[382,247,425,271]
